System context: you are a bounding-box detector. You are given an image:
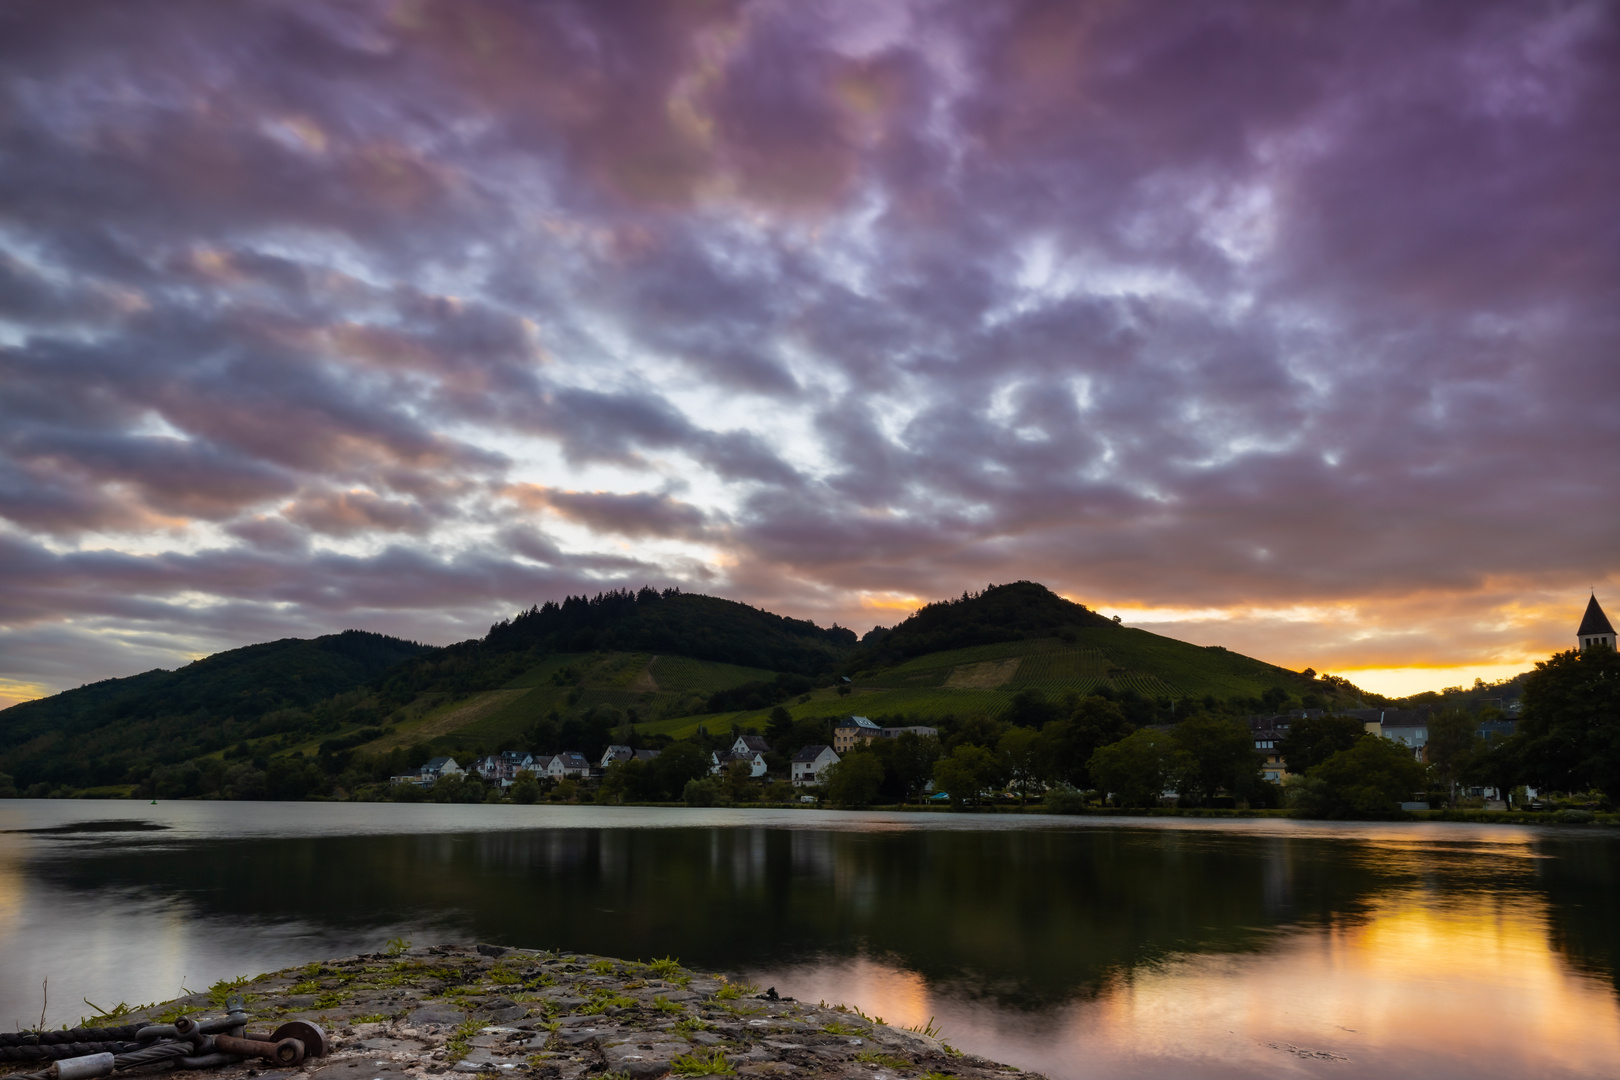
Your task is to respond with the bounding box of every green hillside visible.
[633,625,1335,741]
[0,630,434,790]
[0,580,1359,797]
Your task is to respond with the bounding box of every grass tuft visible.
[670,1048,734,1076]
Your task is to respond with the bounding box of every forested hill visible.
[0,630,434,751]
[484,588,857,674]
[856,581,1118,665]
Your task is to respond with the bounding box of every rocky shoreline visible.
[5,945,1044,1080]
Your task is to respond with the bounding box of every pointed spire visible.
[1577,594,1615,636]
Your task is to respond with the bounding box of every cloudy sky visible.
[2,0,1616,707]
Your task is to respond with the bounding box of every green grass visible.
[670,1048,734,1076]
[647,655,778,693]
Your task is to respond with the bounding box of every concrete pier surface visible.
[4,944,1045,1080]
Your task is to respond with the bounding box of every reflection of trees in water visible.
[1537,836,1620,996]
[35,826,1567,1010]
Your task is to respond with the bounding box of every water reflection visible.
[0,804,1615,1079]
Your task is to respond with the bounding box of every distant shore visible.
[4,795,1615,828]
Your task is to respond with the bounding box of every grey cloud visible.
[0,0,1616,695]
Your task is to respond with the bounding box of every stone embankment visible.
[6,945,1044,1080]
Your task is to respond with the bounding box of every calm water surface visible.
[1,801,1617,1079]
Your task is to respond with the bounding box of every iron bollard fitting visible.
[212,1034,305,1067]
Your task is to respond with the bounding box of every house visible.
[1382,722,1428,761]
[548,752,592,780]
[422,756,463,780]
[831,716,939,753]
[732,734,772,756]
[882,725,940,740]
[791,745,839,786]
[833,716,883,753]
[1248,717,1291,784]
[712,748,768,778]
[393,755,464,787]
[603,745,660,767]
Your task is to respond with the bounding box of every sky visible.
[1,0,1617,708]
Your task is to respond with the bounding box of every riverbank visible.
[0,945,1044,1080]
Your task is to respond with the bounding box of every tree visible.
[652,741,712,801]
[1004,690,1062,728]
[932,744,1005,808]
[998,727,1044,805]
[683,776,725,806]
[1512,648,1620,798]
[946,714,1007,753]
[1037,696,1133,788]
[1173,715,1263,806]
[823,751,885,807]
[1088,729,1192,809]
[723,760,758,802]
[1278,715,1367,773]
[1425,709,1483,806]
[1286,737,1427,818]
[888,732,942,803]
[509,769,541,804]
[766,706,794,745]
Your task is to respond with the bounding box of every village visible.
[387,702,1526,809]
[389,717,940,797]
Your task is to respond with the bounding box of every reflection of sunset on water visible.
[753,883,1620,1080]
[4,805,1619,1080]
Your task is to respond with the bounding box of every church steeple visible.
[1577,594,1616,652]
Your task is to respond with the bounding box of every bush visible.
[1557,808,1595,824]
[823,753,884,807]
[510,772,541,804]
[1089,729,1191,808]
[683,777,726,807]
[1287,737,1427,818]
[1042,786,1088,814]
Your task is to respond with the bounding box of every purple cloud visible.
[0,0,1616,698]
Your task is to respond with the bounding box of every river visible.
[0,801,1615,1079]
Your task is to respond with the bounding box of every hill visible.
[855,581,1117,664]
[0,581,1358,795]
[0,630,433,790]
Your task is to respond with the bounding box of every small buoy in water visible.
[150,799,157,804]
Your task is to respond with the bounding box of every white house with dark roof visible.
[712,748,768,778]
[791,745,839,786]
[548,752,591,780]
[602,745,661,768]
[392,755,464,787]
[732,734,772,756]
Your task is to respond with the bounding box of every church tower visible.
[1577,594,1616,652]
